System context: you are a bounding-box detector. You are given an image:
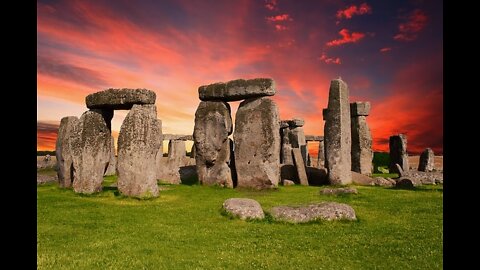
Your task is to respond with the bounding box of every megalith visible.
[389,134,409,173]
[158,140,186,184]
[70,110,111,194]
[193,101,233,188]
[199,78,275,102]
[324,78,352,185]
[288,118,307,165]
[117,104,162,198]
[317,140,325,169]
[350,102,373,175]
[55,116,79,188]
[234,97,280,189]
[104,135,117,176]
[418,148,435,172]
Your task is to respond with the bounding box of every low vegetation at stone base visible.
[38,176,442,269]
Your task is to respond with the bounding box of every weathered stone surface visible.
[305,135,324,141]
[351,105,373,175]
[86,88,156,110]
[55,116,79,188]
[351,171,375,185]
[280,124,293,164]
[396,177,420,188]
[234,97,281,189]
[104,136,116,176]
[163,134,193,141]
[350,102,371,116]
[281,144,294,165]
[389,134,409,173]
[279,120,290,128]
[324,78,352,185]
[157,140,186,184]
[317,140,325,169]
[394,163,404,176]
[37,155,57,169]
[199,78,275,102]
[288,118,305,127]
[418,148,435,172]
[117,104,161,198]
[190,144,196,158]
[283,179,295,186]
[292,148,308,185]
[289,125,307,164]
[37,173,58,185]
[222,198,265,220]
[270,202,356,223]
[193,101,233,188]
[373,177,396,187]
[320,187,358,195]
[402,170,443,185]
[71,110,112,194]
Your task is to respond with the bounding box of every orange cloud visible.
[394,9,428,42]
[380,47,392,53]
[326,29,365,47]
[336,3,372,20]
[267,14,293,22]
[37,121,59,151]
[319,52,341,65]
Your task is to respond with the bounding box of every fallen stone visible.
[55,116,79,188]
[402,170,443,185]
[234,97,280,189]
[117,104,162,198]
[283,179,295,186]
[418,148,435,172]
[324,78,352,185]
[351,171,375,186]
[199,78,275,102]
[320,187,358,195]
[193,101,233,188]
[86,88,156,110]
[270,202,356,223]
[373,177,395,187]
[222,198,265,220]
[395,177,419,188]
[37,174,58,185]
[306,167,329,186]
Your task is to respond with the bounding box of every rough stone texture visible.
[288,118,305,127]
[55,116,79,188]
[351,171,375,186]
[389,134,409,173]
[157,140,186,184]
[289,125,307,164]
[395,163,404,176]
[199,78,275,102]
[320,187,358,195]
[37,173,58,185]
[418,148,435,172]
[373,177,396,187]
[305,135,324,141]
[163,134,193,141]
[270,202,357,223]
[317,140,325,169]
[190,144,196,158]
[402,170,443,185]
[279,120,290,128]
[37,156,57,169]
[283,179,295,186]
[350,102,371,116]
[396,177,421,188]
[324,78,352,185]
[222,198,265,220]
[292,148,308,185]
[193,101,233,188]
[104,136,116,176]
[70,110,111,194]
[281,144,294,165]
[280,124,293,165]
[234,97,281,189]
[117,104,161,198]
[86,88,156,110]
[351,103,373,175]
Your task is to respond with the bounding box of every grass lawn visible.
[37,175,442,269]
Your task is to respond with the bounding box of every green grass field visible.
[37,175,443,269]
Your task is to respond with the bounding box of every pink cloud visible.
[326,29,366,47]
[319,53,341,65]
[380,47,392,53]
[336,3,372,20]
[267,14,293,22]
[275,24,288,31]
[265,0,278,11]
[394,9,428,42]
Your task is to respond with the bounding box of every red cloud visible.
[394,9,428,42]
[336,3,372,19]
[265,0,278,11]
[267,14,293,22]
[326,29,365,47]
[275,24,288,31]
[319,53,341,65]
[380,47,392,53]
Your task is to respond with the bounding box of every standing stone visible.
[292,148,308,185]
[193,101,233,188]
[70,110,111,194]
[418,148,435,172]
[280,121,293,165]
[158,140,186,184]
[55,116,79,188]
[190,144,196,158]
[288,118,307,165]
[234,97,280,189]
[117,104,161,198]
[324,78,352,185]
[306,153,311,166]
[350,102,373,175]
[104,136,117,176]
[316,140,325,169]
[389,134,409,173]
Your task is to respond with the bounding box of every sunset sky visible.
[37,0,443,155]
